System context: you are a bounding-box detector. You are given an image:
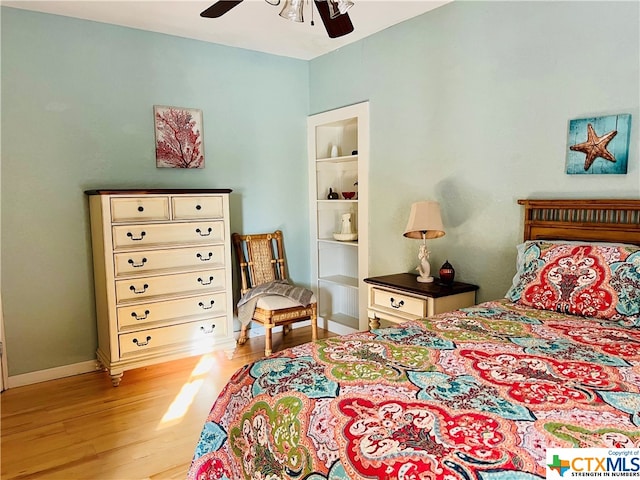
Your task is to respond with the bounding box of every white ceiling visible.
[2,0,451,60]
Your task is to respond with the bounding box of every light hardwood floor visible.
[1,327,335,480]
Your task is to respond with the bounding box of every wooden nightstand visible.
[364,273,479,329]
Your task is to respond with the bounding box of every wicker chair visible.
[232,230,318,356]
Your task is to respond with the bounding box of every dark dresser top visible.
[364,273,478,298]
[84,188,232,195]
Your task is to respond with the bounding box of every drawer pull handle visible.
[131,310,150,321]
[199,300,215,309]
[137,206,144,212]
[196,252,213,261]
[389,297,405,309]
[198,276,214,286]
[129,283,149,294]
[200,325,215,334]
[195,227,212,237]
[127,257,148,268]
[196,204,202,210]
[126,231,146,241]
[132,336,151,347]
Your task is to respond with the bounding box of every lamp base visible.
[416,275,434,283]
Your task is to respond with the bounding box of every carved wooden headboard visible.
[518,199,640,246]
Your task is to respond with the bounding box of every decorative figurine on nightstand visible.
[439,260,455,286]
[417,245,432,282]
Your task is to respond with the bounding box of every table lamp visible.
[403,201,445,283]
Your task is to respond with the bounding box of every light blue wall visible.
[1,7,309,375]
[2,1,639,377]
[310,1,639,301]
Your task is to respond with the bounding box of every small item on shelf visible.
[327,188,339,199]
[352,150,358,155]
[330,144,339,158]
[439,260,455,286]
[333,213,358,241]
[342,191,356,199]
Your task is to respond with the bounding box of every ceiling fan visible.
[200,0,354,39]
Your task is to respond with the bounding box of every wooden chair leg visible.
[311,316,318,341]
[311,304,318,341]
[264,326,273,357]
[237,324,249,345]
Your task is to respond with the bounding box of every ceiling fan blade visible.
[200,1,244,18]
[314,0,354,38]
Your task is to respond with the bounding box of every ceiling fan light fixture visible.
[200,0,354,38]
[279,0,304,22]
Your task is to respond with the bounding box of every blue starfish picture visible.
[566,114,631,174]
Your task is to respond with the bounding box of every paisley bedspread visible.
[187,299,640,480]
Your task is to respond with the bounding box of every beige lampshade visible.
[403,201,446,239]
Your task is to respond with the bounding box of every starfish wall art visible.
[566,114,631,175]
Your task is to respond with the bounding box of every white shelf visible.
[316,154,358,163]
[318,238,358,246]
[308,102,369,332]
[319,275,359,289]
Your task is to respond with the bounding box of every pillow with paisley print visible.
[505,240,640,322]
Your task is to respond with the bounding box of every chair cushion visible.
[256,293,317,310]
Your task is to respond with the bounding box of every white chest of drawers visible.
[86,189,236,385]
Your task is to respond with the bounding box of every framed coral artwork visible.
[566,113,631,175]
[154,105,204,168]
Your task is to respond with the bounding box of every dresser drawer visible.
[114,245,225,276]
[119,317,228,358]
[110,197,170,222]
[117,292,227,330]
[115,269,225,303]
[370,287,426,318]
[172,195,224,220]
[112,221,224,250]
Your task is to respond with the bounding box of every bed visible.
[187,199,640,480]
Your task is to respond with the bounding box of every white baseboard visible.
[7,359,100,389]
[325,320,358,336]
[5,320,354,389]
